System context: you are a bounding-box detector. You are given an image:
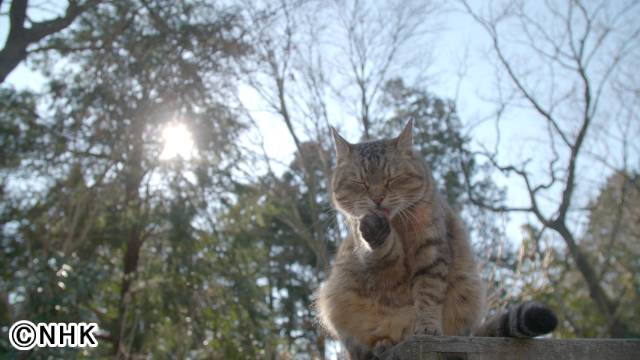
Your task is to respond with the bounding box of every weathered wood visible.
[383,336,640,360]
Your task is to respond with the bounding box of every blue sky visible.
[239,0,640,254]
[3,0,639,251]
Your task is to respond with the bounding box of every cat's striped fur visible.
[315,120,556,359]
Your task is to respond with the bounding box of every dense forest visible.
[1,0,638,358]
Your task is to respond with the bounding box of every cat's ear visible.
[394,119,413,150]
[331,126,351,159]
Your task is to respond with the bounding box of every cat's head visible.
[330,120,429,219]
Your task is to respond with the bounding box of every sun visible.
[159,122,196,160]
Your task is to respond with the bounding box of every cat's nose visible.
[372,195,385,206]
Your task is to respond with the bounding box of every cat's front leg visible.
[410,240,450,336]
[411,279,446,335]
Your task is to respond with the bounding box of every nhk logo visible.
[8,320,98,350]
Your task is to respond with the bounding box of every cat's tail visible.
[473,301,558,338]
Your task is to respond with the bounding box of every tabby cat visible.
[316,120,557,359]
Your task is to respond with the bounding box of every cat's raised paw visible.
[359,212,390,248]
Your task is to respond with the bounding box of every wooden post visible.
[383,336,640,360]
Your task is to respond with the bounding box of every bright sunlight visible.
[159,122,196,160]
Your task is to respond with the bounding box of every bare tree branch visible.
[0,0,102,83]
[458,0,638,337]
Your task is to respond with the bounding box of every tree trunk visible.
[0,0,101,83]
[552,221,628,337]
[114,118,145,357]
[0,40,28,83]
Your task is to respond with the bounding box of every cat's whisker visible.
[397,207,419,228]
[395,209,419,232]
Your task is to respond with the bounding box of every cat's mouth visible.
[381,208,390,217]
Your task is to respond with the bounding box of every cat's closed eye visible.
[385,176,403,188]
[385,175,420,188]
[337,178,368,192]
[348,180,369,191]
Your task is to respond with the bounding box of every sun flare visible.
[160,122,196,160]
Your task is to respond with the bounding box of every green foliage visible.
[0,88,44,170]
[377,79,508,268]
[2,1,637,359]
[1,0,255,358]
[379,79,477,206]
[0,66,507,359]
[518,172,640,338]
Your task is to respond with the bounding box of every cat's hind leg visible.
[442,271,485,336]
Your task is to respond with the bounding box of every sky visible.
[234,1,593,245]
[2,2,638,358]
[2,0,639,252]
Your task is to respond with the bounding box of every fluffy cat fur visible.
[315,120,557,359]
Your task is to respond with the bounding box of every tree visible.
[1,0,252,357]
[458,0,640,337]
[238,1,504,354]
[330,0,441,140]
[517,171,640,337]
[222,155,335,359]
[0,0,102,83]
[377,79,502,210]
[238,0,443,273]
[240,0,334,277]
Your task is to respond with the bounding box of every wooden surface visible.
[382,336,640,360]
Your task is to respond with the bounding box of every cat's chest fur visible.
[356,204,444,306]
[391,204,444,272]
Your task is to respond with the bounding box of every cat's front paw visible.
[372,338,394,358]
[359,211,390,248]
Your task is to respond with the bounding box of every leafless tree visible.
[237,0,444,356]
[458,0,640,337]
[330,0,441,139]
[238,0,443,270]
[239,1,334,280]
